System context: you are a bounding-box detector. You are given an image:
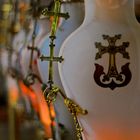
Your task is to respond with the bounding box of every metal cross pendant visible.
[25,42,41,86]
[40,0,68,87]
[41,1,70,20]
[40,37,64,85]
[27,45,40,70]
[94,34,132,90]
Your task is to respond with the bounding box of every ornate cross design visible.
[41,0,70,36]
[40,0,69,87]
[41,0,70,20]
[94,34,132,90]
[41,7,70,20]
[40,37,64,85]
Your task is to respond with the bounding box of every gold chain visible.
[43,85,88,140]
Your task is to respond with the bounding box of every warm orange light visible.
[50,103,56,119]
[19,81,39,112]
[89,121,140,140]
[37,92,52,138]
[19,81,53,138]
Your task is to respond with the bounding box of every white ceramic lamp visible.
[59,0,140,140]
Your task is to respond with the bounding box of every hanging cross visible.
[27,44,40,70]
[27,0,41,70]
[27,0,53,70]
[41,0,70,36]
[41,7,70,20]
[95,34,130,81]
[40,39,64,85]
[40,0,68,86]
[41,0,70,20]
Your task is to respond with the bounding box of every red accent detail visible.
[34,59,37,65]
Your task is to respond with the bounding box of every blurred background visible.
[0,0,140,140]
